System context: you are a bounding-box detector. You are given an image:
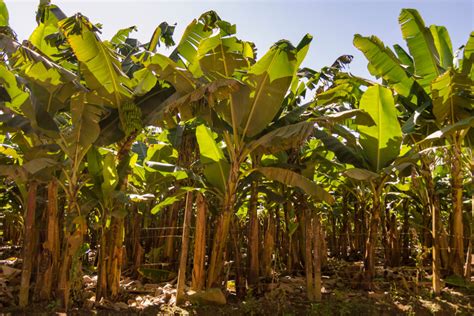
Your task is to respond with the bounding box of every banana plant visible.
[315,83,404,287]
[193,35,335,288]
[353,8,473,286]
[136,11,333,287]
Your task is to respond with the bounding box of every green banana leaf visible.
[354,34,419,103]
[59,14,132,107]
[357,85,402,172]
[196,124,230,194]
[256,166,334,204]
[431,69,473,125]
[239,35,312,138]
[399,9,441,92]
[0,0,8,27]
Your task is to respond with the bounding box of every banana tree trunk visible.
[57,217,85,309]
[207,205,233,288]
[164,201,180,262]
[451,139,464,276]
[364,182,381,289]
[19,181,38,307]
[261,208,275,278]
[247,181,259,287]
[97,136,134,301]
[130,208,144,277]
[176,192,193,304]
[231,218,246,298]
[304,208,322,302]
[304,208,314,301]
[107,216,125,299]
[192,192,207,291]
[313,213,322,302]
[207,161,239,288]
[39,180,60,300]
[464,156,473,279]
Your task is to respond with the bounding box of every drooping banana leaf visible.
[29,3,66,59]
[255,166,334,204]
[313,129,365,168]
[431,69,473,125]
[59,14,133,107]
[246,121,314,155]
[137,53,196,93]
[63,92,105,162]
[418,116,474,146]
[146,22,176,52]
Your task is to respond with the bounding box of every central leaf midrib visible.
[242,50,281,138]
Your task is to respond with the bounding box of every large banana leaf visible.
[399,9,441,92]
[313,129,365,168]
[191,30,254,131]
[170,11,221,70]
[0,0,8,27]
[357,85,402,172]
[462,31,474,80]
[246,121,314,155]
[431,69,473,125]
[64,93,104,161]
[146,22,175,52]
[196,124,230,194]
[59,14,132,107]
[353,35,419,103]
[418,116,474,146]
[29,3,66,59]
[393,44,414,74]
[255,167,334,204]
[0,64,30,114]
[191,31,253,79]
[429,25,453,70]
[101,153,118,196]
[137,53,195,93]
[344,168,379,181]
[240,35,312,138]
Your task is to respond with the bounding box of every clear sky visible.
[4,0,474,79]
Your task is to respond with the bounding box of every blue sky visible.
[5,0,473,79]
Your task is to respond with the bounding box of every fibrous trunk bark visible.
[261,208,275,278]
[176,192,193,304]
[207,194,234,288]
[247,181,259,288]
[40,180,60,300]
[364,182,381,289]
[304,208,322,302]
[19,181,38,307]
[207,161,238,288]
[192,192,207,291]
[450,139,464,276]
[464,156,473,279]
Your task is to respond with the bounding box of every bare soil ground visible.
[0,247,472,315]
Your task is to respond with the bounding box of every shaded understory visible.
[1,246,472,316]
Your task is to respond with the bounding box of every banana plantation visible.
[0,1,472,314]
